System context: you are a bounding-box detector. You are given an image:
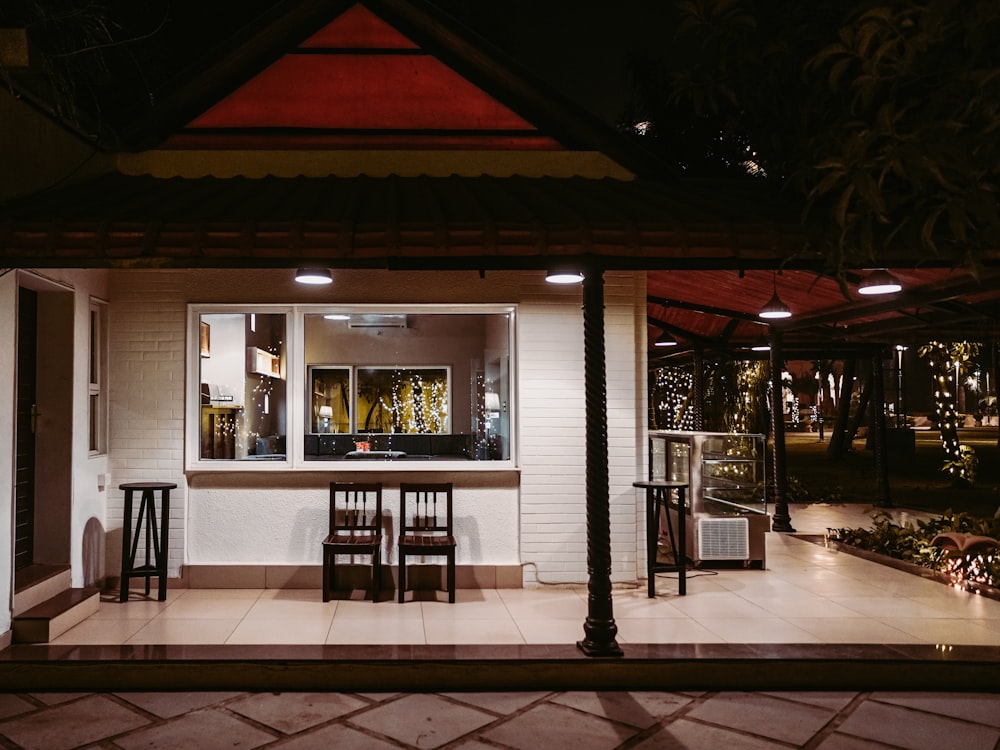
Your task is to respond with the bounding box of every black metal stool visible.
[633,481,688,597]
[119,482,176,602]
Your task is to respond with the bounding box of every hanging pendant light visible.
[759,272,791,320]
[654,330,677,347]
[858,269,902,295]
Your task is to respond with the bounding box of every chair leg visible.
[322,547,332,602]
[398,553,406,603]
[447,550,456,604]
[372,550,381,603]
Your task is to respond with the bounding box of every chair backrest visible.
[330,482,383,535]
[399,482,453,536]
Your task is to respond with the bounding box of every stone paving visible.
[2,688,1000,749]
[4,502,1000,748]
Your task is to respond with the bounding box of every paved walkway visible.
[3,502,1000,748]
[2,687,1000,749]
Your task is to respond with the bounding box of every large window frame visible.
[187,304,516,471]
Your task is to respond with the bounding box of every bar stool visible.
[119,482,176,602]
[633,481,688,597]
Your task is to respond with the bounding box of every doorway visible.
[14,281,73,585]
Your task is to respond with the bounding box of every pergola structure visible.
[3,0,1000,660]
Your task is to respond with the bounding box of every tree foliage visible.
[624,0,1000,275]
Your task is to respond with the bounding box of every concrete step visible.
[12,587,101,644]
[13,565,72,616]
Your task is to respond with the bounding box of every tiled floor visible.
[45,503,1000,649]
[3,503,1000,749]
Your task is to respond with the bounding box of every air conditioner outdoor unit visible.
[697,517,750,561]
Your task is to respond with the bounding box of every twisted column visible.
[577,268,622,657]
[769,328,795,532]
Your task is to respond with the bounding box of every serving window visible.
[190,305,513,466]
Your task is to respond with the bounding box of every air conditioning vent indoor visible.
[348,314,408,328]
[697,517,750,560]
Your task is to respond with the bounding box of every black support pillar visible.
[769,328,795,532]
[576,267,622,657]
[871,350,893,507]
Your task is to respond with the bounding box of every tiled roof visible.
[0,173,809,269]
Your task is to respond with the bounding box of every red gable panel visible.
[166,4,561,150]
[188,55,539,131]
[301,3,417,49]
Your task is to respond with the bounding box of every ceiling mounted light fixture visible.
[295,268,333,285]
[545,265,585,284]
[758,272,792,320]
[858,269,902,296]
[750,338,771,352]
[654,330,678,347]
[323,313,350,320]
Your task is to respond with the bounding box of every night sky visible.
[434,1,674,124]
[1,0,675,131]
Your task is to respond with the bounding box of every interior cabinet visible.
[649,431,770,568]
[246,346,281,378]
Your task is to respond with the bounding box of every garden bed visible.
[795,533,1000,603]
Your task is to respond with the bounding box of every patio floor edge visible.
[2,643,998,692]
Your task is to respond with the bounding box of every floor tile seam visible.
[213,701,330,742]
[459,696,647,750]
[26,693,164,748]
[101,690,184,732]
[864,695,1000,731]
[531,694,652,734]
[342,694,502,750]
[797,692,876,750]
[0,692,92,729]
[608,697,706,750]
[431,690,532,723]
[664,692,805,748]
[338,717,416,749]
[114,702,282,746]
[806,596,953,621]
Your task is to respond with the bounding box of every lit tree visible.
[917,341,980,487]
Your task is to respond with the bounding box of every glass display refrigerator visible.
[649,431,770,568]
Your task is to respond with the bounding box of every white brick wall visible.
[108,272,188,577]
[103,269,646,584]
[517,271,642,584]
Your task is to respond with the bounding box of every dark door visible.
[14,288,37,571]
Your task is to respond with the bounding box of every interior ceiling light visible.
[545,266,585,284]
[654,330,678,347]
[759,272,792,320]
[295,268,333,285]
[323,313,350,320]
[750,339,771,352]
[858,269,902,295]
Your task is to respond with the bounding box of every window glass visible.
[310,367,351,434]
[199,312,287,460]
[88,301,107,455]
[303,311,511,461]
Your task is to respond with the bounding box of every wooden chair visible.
[398,482,456,603]
[322,482,383,602]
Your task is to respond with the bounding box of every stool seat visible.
[119,482,176,602]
